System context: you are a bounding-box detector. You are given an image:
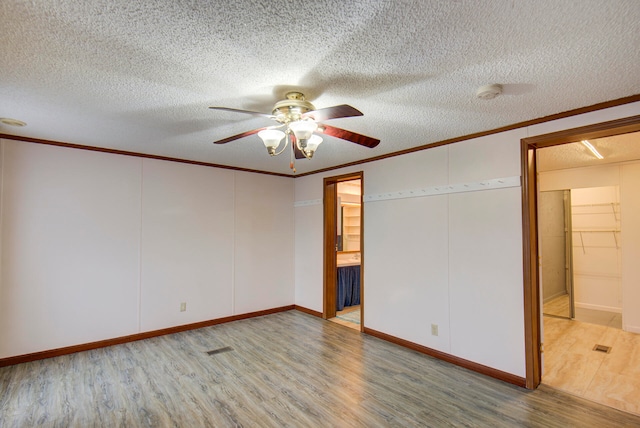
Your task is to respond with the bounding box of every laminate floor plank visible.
[2,310,640,427]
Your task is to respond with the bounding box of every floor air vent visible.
[207,346,234,356]
[593,344,611,354]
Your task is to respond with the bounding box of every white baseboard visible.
[574,302,622,313]
[623,324,640,334]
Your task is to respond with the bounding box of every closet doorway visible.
[323,172,363,331]
[536,147,635,413]
[521,114,640,394]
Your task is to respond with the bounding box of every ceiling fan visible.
[209,91,380,170]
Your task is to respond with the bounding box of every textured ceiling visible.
[1,1,639,175]
[537,132,640,172]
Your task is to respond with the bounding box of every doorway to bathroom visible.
[323,172,363,331]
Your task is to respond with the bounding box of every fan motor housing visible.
[272,92,315,123]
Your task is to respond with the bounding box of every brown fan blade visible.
[319,124,380,148]
[302,104,363,122]
[213,127,268,144]
[291,134,306,159]
[209,106,274,119]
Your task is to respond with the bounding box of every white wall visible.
[295,130,527,377]
[139,159,235,332]
[448,187,525,373]
[3,101,638,371]
[293,175,324,312]
[233,172,294,314]
[0,140,295,358]
[363,147,454,353]
[1,142,141,357]
[571,186,621,313]
[620,163,640,333]
[294,101,640,378]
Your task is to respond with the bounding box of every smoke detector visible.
[476,84,503,100]
[0,117,27,127]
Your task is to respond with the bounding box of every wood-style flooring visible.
[2,310,640,427]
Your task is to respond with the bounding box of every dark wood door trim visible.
[323,171,364,323]
[323,178,337,319]
[521,114,640,390]
[521,141,540,390]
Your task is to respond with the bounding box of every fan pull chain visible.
[289,133,296,173]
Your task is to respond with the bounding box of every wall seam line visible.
[292,180,297,305]
[0,140,4,338]
[232,172,236,315]
[138,159,144,332]
[447,145,452,354]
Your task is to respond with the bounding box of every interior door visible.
[539,190,574,319]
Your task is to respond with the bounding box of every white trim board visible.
[575,302,622,314]
[294,199,322,207]
[363,176,521,203]
[294,177,522,206]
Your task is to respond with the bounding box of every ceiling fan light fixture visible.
[210,91,379,171]
[289,120,318,141]
[272,92,315,123]
[258,129,285,155]
[302,135,323,158]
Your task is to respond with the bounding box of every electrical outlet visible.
[180,302,187,312]
[431,324,438,336]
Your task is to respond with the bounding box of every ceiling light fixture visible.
[256,93,323,161]
[210,91,380,173]
[581,140,604,159]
